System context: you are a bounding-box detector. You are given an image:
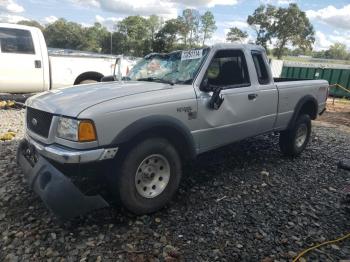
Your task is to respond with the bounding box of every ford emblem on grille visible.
[31,118,38,126]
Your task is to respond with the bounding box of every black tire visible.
[279,114,311,157]
[112,137,182,215]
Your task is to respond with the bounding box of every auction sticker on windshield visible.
[181,49,203,61]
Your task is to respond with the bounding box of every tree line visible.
[18,9,216,57]
[17,4,349,60]
[228,4,350,61]
[282,43,350,61]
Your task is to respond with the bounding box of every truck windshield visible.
[126,48,210,84]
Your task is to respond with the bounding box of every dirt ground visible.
[316,98,350,132]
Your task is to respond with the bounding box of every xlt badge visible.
[177,106,192,113]
[177,106,197,120]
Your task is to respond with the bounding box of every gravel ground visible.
[319,98,350,130]
[1,108,350,262]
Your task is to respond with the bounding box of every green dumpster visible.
[281,65,350,98]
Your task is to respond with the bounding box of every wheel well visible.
[74,71,104,85]
[287,96,318,130]
[299,100,318,120]
[120,126,196,162]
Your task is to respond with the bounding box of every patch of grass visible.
[269,56,350,66]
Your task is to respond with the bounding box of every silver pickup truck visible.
[17,44,329,219]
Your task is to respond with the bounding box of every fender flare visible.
[287,95,318,129]
[112,115,197,159]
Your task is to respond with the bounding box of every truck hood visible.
[26,81,172,117]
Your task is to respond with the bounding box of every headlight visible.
[57,117,96,142]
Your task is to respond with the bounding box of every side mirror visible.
[200,78,212,92]
[200,77,225,110]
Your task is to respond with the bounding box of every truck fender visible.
[287,95,318,129]
[112,115,197,160]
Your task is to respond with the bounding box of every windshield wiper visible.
[137,77,175,85]
[175,79,193,85]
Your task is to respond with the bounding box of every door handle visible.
[248,93,258,100]
[34,60,42,68]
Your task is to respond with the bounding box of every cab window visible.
[0,28,35,54]
[252,51,270,84]
[206,49,250,88]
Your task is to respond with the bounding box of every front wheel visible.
[279,114,311,157]
[113,138,182,215]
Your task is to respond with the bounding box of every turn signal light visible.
[78,120,97,142]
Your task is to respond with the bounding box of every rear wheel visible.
[279,114,311,157]
[112,138,182,215]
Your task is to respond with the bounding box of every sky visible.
[0,0,350,51]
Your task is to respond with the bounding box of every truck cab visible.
[0,23,50,93]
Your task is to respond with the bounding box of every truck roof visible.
[211,43,266,52]
[0,23,40,31]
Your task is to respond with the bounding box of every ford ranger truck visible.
[17,44,329,219]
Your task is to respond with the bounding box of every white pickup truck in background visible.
[0,23,136,94]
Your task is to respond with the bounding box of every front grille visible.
[26,107,53,138]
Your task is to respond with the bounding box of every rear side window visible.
[0,28,35,54]
[252,52,270,84]
[206,49,250,88]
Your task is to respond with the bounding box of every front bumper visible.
[17,139,109,220]
[24,134,118,164]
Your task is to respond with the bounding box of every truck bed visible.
[273,79,329,131]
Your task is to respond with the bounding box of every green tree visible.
[247,5,276,49]
[154,19,181,52]
[84,22,110,53]
[117,16,151,56]
[200,11,217,46]
[44,19,87,50]
[101,31,127,55]
[248,4,315,58]
[148,15,163,44]
[17,20,45,31]
[226,27,248,43]
[272,3,315,59]
[178,9,201,48]
[326,43,348,60]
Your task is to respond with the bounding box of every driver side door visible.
[193,49,262,152]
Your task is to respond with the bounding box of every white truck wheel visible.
[79,79,98,84]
